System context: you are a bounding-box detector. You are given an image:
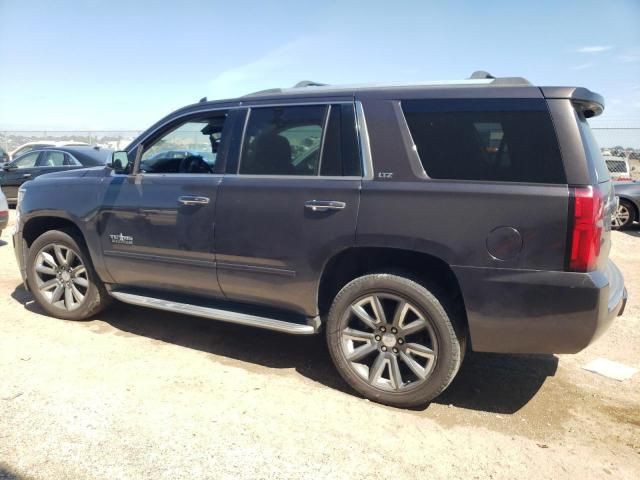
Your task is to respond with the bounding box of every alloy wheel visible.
[612,203,631,228]
[33,243,89,311]
[339,293,438,392]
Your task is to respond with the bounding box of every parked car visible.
[12,73,626,408]
[9,141,90,161]
[605,155,633,182]
[1,146,112,204]
[612,181,640,229]
[0,188,8,235]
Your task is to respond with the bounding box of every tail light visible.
[568,186,604,272]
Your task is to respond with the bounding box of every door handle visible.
[22,173,31,178]
[304,200,346,212]
[178,195,210,206]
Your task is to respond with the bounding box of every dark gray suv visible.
[12,72,627,407]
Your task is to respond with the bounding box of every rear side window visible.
[321,104,362,177]
[240,105,326,176]
[606,160,628,173]
[402,99,566,183]
[237,103,361,177]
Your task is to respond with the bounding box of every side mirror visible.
[109,151,131,174]
[2,164,15,172]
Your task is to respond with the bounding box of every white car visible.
[9,141,89,161]
[0,188,8,236]
[604,155,632,182]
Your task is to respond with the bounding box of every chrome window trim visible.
[316,105,331,175]
[128,101,354,153]
[355,100,374,180]
[223,174,362,181]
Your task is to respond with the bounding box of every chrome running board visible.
[110,290,319,335]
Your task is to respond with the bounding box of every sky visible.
[0,0,639,134]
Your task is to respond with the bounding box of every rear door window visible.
[38,151,66,167]
[401,99,566,183]
[239,105,326,176]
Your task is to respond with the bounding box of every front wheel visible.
[26,229,110,320]
[326,274,464,408]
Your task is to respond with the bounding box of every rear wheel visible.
[612,200,636,230]
[26,229,110,320]
[326,273,463,408]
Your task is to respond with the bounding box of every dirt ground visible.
[0,210,638,480]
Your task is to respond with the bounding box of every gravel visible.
[1,211,638,479]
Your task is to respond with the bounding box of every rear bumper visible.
[453,260,626,354]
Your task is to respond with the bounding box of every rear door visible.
[215,102,362,316]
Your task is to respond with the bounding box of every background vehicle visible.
[1,146,112,203]
[0,188,7,235]
[612,181,640,229]
[9,141,90,161]
[605,155,633,182]
[0,146,9,164]
[12,74,626,408]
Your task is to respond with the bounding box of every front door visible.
[215,103,363,316]
[1,151,42,201]
[97,111,232,298]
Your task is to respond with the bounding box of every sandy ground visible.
[0,210,638,480]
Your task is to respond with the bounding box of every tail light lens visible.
[568,186,604,272]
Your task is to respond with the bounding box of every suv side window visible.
[402,99,566,184]
[320,104,362,177]
[239,105,326,176]
[238,104,362,177]
[139,114,227,174]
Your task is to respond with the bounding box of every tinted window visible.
[12,152,40,168]
[402,99,565,183]
[320,104,362,176]
[140,115,227,174]
[239,106,326,175]
[576,112,609,183]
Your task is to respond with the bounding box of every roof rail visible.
[244,80,327,97]
[468,70,531,86]
[243,73,532,97]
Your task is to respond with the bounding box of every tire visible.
[326,273,464,408]
[26,229,111,320]
[612,200,636,230]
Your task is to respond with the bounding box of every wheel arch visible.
[618,195,639,221]
[20,213,112,284]
[317,246,468,336]
[22,214,84,248]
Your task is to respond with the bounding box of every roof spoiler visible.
[541,86,604,118]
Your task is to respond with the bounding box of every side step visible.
[110,290,319,335]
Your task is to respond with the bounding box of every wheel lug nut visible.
[392,347,399,354]
[380,326,386,332]
[381,346,387,352]
[391,327,397,334]
[375,335,381,341]
[398,338,404,344]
